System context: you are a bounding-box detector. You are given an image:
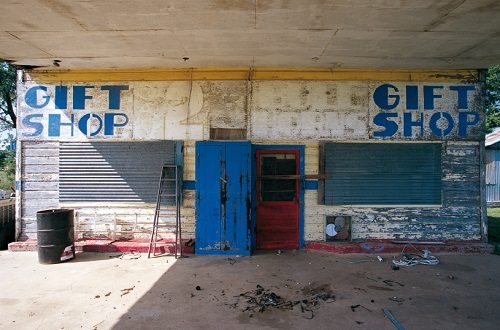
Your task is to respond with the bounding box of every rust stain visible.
[430,73,478,83]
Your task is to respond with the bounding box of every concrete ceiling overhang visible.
[1,0,500,70]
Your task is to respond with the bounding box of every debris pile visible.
[234,284,335,319]
[392,245,439,267]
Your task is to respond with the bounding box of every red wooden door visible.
[256,149,299,250]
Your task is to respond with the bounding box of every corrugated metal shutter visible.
[324,143,442,205]
[59,141,176,203]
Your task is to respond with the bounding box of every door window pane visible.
[260,154,297,201]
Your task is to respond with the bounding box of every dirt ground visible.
[1,250,499,330]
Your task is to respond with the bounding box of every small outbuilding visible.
[486,129,500,205]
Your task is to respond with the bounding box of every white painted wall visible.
[17,79,484,241]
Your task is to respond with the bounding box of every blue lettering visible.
[373,84,400,110]
[73,86,95,109]
[373,113,398,137]
[458,112,480,137]
[403,112,424,137]
[55,85,68,109]
[405,85,419,110]
[101,85,129,109]
[429,112,454,137]
[21,114,44,136]
[48,114,74,137]
[423,86,443,110]
[25,86,50,109]
[450,85,475,109]
[104,113,129,135]
[78,113,103,136]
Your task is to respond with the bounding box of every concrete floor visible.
[1,250,499,330]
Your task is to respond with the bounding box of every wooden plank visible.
[23,157,59,165]
[22,142,59,149]
[23,181,58,191]
[22,149,59,157]
[27,68,479,83]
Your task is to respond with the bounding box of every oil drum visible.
[36,209,75,264]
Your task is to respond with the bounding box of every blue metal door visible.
[195,141,251,255]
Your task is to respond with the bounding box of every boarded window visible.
[210,128,247,140]
[59,141,179,203]
[319,143,442,205]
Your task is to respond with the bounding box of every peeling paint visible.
[17,78,484,243]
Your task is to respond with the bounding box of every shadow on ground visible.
[111,251,500,330]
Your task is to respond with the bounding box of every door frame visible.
[251,144,305,250]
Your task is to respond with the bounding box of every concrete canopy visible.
[0,0,499,70]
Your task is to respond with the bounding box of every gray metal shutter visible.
[59,141,176,203]
[323,143,442,205]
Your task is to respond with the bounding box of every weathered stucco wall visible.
[17,78,484,242]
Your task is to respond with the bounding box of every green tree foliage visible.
[0,149,15,191]
[0,61,16,192]
[486,65,500,131]
[0,61,16,130]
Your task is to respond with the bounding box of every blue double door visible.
[195,141,252,255]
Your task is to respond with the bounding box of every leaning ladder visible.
[148,164,182,258]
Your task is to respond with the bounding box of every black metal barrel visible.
[37,209,75,264]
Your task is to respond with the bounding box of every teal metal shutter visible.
[59,141,177,203]
[323,143,442,205]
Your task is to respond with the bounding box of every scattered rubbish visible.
[121,251,141,260]
[276,250,282,255]
[356,321,364,324]
[109,254,123,259]
[185,239,195,247]
[120,286,135,297]
[235,284,335,319]
[92,320,104,329]
[109,252,141,260]
[367,285,394,292]
[392,243,439,267]
[377,256,384,262]
[383,280,404,287]
[94,295,100,299]
[348,259,373,264]
[196,286,202,291]
[227,258,237,265]
[389,297,405,305]
[448,274,456,280]
[383,308,405,330]
[350,304,372,312]
[104,292,111,297]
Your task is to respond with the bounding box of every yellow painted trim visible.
[26,67,479,83]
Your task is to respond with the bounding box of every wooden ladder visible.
[148,164,182,258]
